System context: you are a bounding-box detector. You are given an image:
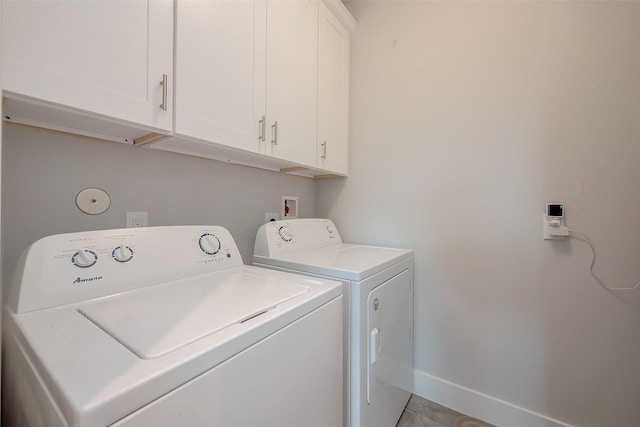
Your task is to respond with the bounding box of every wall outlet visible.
[542,214,568,240]
[126,211,148,228]
[265,212,280,223]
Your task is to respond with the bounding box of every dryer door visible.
[366,269,413,404]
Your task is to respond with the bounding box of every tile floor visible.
[396,394,495,427]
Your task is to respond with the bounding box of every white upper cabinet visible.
[2,0,354,176]
[170,0,323,171]
[175,0,266,152]
[317,0,350,175]
[265,0,319,167]
[2,0,173,132]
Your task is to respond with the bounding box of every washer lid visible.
[255,244,413,281]
[78,270,308,359]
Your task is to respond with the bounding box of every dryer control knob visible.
[72,249,98,268]
[199,233,221,255]
[112,245,134,262]
[279,226,293,242]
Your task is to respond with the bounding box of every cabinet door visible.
[266,0,318,167]
[175,0,267,153]
[317,1,349,175]
[2,0,173,132]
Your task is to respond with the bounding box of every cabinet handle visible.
[159,74,168,111]
[321,141,327,159]
[259,116,266,141]
[271,121,278,145]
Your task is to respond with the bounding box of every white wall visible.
[0,0,3,409]
[318,2,640,426]
[2,125,316,289]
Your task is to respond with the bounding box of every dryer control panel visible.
[254,218,343,258]
[8,226,243,313]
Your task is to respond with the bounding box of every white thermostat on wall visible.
[543,202,568,240]
[546,203,564,218]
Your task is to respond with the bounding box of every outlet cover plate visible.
[126,212,148,228]
[265,212,280,223]
[542,214,566,240]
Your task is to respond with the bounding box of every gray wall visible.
[2,124,316,289]
[318,1,640,426]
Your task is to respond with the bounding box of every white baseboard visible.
[412,369,574,427]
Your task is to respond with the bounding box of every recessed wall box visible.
[282,196,298,219]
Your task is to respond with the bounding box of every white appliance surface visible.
[256,243,411,281]
[79,269,308,359]
[366,268,413,405]
[4,226,343,427]
[254,218,414,427]
[254,218,412,281]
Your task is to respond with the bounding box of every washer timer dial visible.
[199,233,221,255]
[72,249,98,268]
[112,245,134,263]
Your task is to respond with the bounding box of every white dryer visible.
[254,218,413,427]
[3,225,343,427]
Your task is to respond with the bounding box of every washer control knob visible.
[72,249,98,268]
[279,226,293,242]
[199,233,221,255]
[112,245,134,263]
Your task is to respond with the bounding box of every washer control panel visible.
[9,226,243,313]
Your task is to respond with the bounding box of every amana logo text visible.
[73,276,103,285]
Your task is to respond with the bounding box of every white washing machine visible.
[3,225,343,427]
[254,218,413,427]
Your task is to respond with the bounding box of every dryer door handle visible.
[370,328,381,364]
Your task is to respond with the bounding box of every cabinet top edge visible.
[322,0,357,31]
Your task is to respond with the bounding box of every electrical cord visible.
[568,230,640,291]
